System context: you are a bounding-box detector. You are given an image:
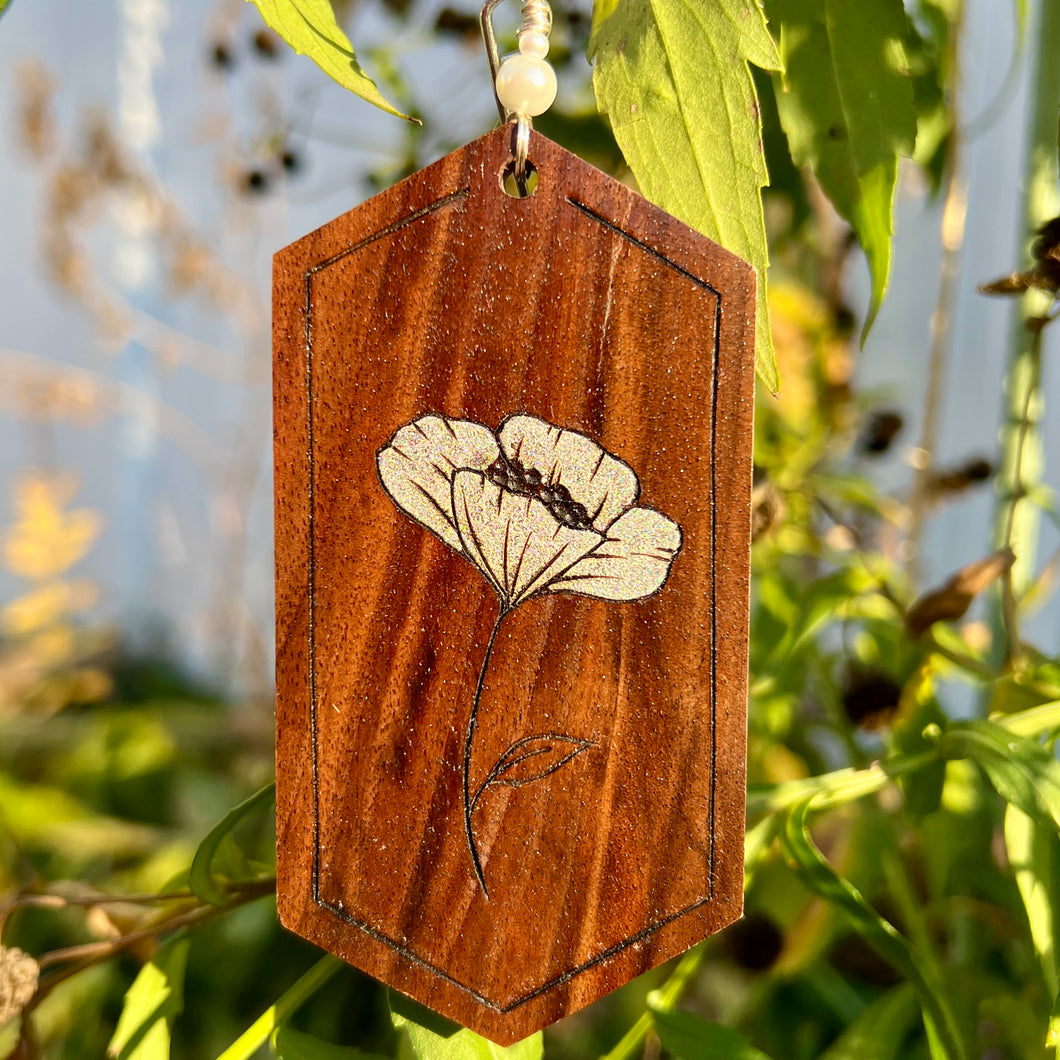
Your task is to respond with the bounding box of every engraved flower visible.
[377,413,682,609]
[377,412,683,898]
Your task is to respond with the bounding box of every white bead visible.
[517,30,550,59]
[495,53,557,118]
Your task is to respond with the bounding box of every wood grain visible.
[273,125,755,1043]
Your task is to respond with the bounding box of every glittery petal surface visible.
[377,414,500,552]
[451,470,604,607]
[546,506,683,602]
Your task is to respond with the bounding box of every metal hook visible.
[480,0,508,123]
[481,0,554,123]
[512,114,531,195]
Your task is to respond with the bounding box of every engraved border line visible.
[303,189,724,1012]
[305,187,469,904]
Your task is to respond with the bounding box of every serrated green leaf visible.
[590,0,782,391]
[189,781,275,906]
[939,721,1060,830]
[818,985,918,1060]
[782,801,968,1060]
[272,1024,388,1060]
[108,936,190,1060]
[764,0,917,340]
[649,1007,773,1060]
[390,991,542,1060]
[246,0,415,121]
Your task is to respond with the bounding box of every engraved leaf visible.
[472,734,592,810]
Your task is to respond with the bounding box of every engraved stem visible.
[464,604,509,899]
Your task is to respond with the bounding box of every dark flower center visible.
[486,455,594,531]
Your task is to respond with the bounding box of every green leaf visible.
[590,0,783,392]
[1004,804,1059,996]
[782,801,968,1060]
[108,936,190,1060]
[649,1007,774,1060]
[216,957,345,1060]
[0,0,13,20]
[190,781,275,906]
[938,721,1060,830]
[390,991,543,1060]
[764,0,917,339]
[245,0,415,121]
[272,1024,388,1060]
[818,985,918,1060]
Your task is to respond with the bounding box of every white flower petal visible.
[377,414,500,552]
[546,506,682,602]
[451,470,604,607]
[497,415,639,531]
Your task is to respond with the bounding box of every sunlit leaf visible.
[1004,805,1059,999]
[0,0,14,20]
[782,801,969,1060]
[245,0,414,121]
[272,1024,388,1060]
[216,957,344,1060]
[390,991,543,1060]
[764,0,917,339]
[649,1007,774,1060]
[818,985,918,1060]
[939,721,1060,831]
[190,782,275,906]
[590,0,782,391]
[108,936,190,1060]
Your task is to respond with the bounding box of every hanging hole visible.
[500,159,539,198]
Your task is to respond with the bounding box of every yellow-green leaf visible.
[108,937,190,1060]
[764,0,917,340]
[590,0,782,392]
[246,0,415,121]
[782,801,969,1060]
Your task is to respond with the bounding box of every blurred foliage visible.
[1,0,1060,1059]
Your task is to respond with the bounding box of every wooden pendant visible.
[273,125,755,1044]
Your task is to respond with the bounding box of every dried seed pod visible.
[905,548,1015,638]
[926,456,994,498]
[860,408,904,456]
[841,669,902,730]
[0,946,40,1025]
[251,28,281,59]
[723,913,784,971]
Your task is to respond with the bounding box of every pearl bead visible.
[517,30,550,59]
[495,53,557,118]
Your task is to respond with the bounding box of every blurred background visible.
[1,0,1059,1056]
[0,0,1054,696]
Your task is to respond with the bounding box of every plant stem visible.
[27,879,275,1011]
[214,955,345,1060]
[464,606,509,899]
[601,944,708,1060]
[988,0,1060,666]
[907,0,967,585]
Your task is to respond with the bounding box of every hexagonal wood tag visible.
[273,126,754,1043]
